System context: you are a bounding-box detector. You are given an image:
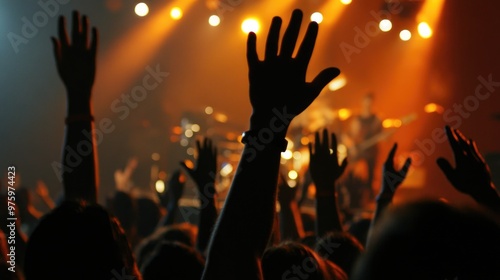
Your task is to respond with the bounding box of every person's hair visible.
[262,241,347,280]
[25,200,141,280]
[315,231,364,277]
[140,241,204,280]
[352,200,500,280]
[135,197,161,239]
[135,223,197,268]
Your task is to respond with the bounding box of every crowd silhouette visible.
[1,8,499,280]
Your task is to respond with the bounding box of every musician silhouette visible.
[342,93,382,208]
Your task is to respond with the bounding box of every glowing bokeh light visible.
[310,12,323,24]
[135,3,149,17]
[288,170,298,180]
[170,7,183,20]
[399,29,412,41]
[155,180,165,193]
[418,22,433,38]
[379,19,392,32]
[340,0,352,5]
[209,15,220,26]
[241,18,260,34]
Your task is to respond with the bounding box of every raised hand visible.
[378,143,411,201]
[309,129,347,235]
[309,130,348,193]
[51,11,97,102]
[437,126,499,205]
[247,9,340,130]
[166,170,185,206]
[181,138,217,195]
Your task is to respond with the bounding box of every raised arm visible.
[371,143,411,227]
[180,138,218,253]
[277,171,305,241]
[202,9,339,279]
[159,170,185,226]
[52,11,99,202]
[309,130,348,236]
[437,126,500,213]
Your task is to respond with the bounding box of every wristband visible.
[241,130,288,152]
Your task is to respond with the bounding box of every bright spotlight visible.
[135,3,149,17]
[288,170,298,180]
[418,22,432,38]
[155,180,165,193]
[340,0,352,5]
[379,19,392,32]
[209,15,220,26]
[205,106,214,115]
[310,12,323,24]
[170,7,183,20]
[399,29,411,41]
[281,150,293,160]
[241,18,260,34]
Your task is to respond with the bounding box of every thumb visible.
[310,67,340,94]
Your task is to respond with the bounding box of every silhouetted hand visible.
[437,126,498,202]
[247,9,340,130]
[309,130,348,193]
[378,143,411,200]
[180,138,217,196]
[51,11,97,101]
[166,170,185,206]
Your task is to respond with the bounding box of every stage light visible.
[184,129,193,138]
[214,113,228,123]
[301,136,310,146]
[205,106,214,115]
[170,7,183,20]
[418,22,432,38]
[209,15,220,26]
[293,151,302,160]
[180,139,189,146]
[379,19,392,32]
[241,18,260,34]
[338,108,351,121]
[281,150,293,160]
[399,29,411,41]
[311,12,323,24]
[288,170,298,180]
[220,163,234,177]
[191,124,200,132]
[340,0,352,5]
[155,180,165,193]
[135,3,149,17]
[151,153,160,161]
[328,74,347,91]
[187,147,194,155]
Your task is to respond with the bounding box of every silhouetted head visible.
[361,93,374,115]
[316,231,364,277]
[109,191,136,232]
[141,241,204,280]
[352,200,500,280]
[262,242,347,280]
[135,223,197,268]
[25,200,141,280]
[135,197,161,240]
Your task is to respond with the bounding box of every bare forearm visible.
[203,144,281,279]
[316,193,343,236]
[279,201,304,240]
[63,93,98,202]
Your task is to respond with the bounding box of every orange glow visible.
[94,0,196,115]
[301,136,310,146]
[424,103,444,114]
[338,108,351,121]
[417,0,446,31]
[172,126,182,135]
